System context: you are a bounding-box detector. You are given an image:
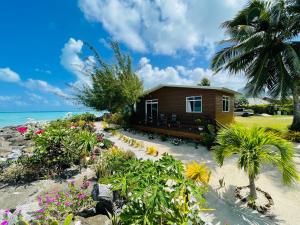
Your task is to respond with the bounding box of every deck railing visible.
[131,113,217,133]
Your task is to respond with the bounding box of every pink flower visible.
[64,201,71,206]
[16,126,27,134]
[77,193,87,200]
[37,208,45,213]
[1,220,8,225]
[35,130,45,135]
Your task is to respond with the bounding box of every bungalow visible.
[132,85,239,139]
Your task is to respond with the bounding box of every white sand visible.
[96,122,300,225]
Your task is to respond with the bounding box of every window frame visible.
[222,95,230,112]
[145,99,158,118]
[186,96,202,113]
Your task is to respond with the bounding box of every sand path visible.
[96,122,300,225]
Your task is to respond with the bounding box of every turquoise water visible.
[0,111,102,127]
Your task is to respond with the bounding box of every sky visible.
[0,0,248,112]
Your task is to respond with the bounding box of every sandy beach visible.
[96,122,300,225]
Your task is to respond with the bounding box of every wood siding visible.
[136,86,234,125]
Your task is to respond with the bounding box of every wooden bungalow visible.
[132,85,239,140]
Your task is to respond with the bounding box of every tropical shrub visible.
[146,146,158,156]
[283,131,300,143]
[101,153,208,224]
[102,138,114,149]
[200,132,215,149]
[35,180,95,223]
[0,162,37,183]
[17,119,97,177]
[69,113,96,122]
[185,162,211,184]
[95,147,136,179]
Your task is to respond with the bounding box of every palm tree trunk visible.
[291,82,300,131]
[249,176,257,199]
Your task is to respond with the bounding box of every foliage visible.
[100,153,208,224]
[200,132,216,149]
[35,180,95,223]
[0,163,37,184]
[76,41,143,114]
[185,162,211,184]
[211,0,300,130]
[103,112,126,126]
[159,135,168,142]
[102,138,114,149]
[0,209,73,225]
[12,119,98,179]
[245,104,293,115]
[235,96,249,108]
[69,113,96,122]
[95,147,136,179]
[146,146,158,156]
[198,77,211,86]
[283,131,300,142]
[213,125,299,198]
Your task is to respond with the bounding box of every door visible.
[145,99,158,122]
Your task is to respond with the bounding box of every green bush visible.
[200,132,216,149]
[283,131,300,143]
[95,147,136,179]
[102,138,114,149]
[20,121,97,177]
[69,113,96,122]
[100,153,207,224]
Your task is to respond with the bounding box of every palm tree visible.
[213,125,299,199]
[211,0,300,130]
[198,77,211,86]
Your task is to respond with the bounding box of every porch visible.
[131,113,216,141]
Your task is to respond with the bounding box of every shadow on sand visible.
[204,185,284,225]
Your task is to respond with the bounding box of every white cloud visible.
[60,38,95,86]
[23,79,70,98]
[26,92,49,104]
[136,57,246,90]
[78,0,245,55]
[0,96,17,101]
[35,68,52,74]
[0,68,21,83]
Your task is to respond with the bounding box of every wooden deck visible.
[132,125,202,141]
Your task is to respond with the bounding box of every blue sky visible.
[0,0,247,112]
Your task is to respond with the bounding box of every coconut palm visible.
[212,125,299,199]
[211,0,300,130]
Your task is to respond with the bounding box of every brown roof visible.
[144,84,240,95]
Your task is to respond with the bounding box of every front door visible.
[145,99,158,123]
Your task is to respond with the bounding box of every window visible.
[223,96,230,112]
[186,96,202,113]
[145,99,158,119]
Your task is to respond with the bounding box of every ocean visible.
[0,111,102,128]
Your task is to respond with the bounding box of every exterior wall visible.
[215,91,235,124]
[135,86,234,125]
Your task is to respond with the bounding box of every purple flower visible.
[0,220,8,225]
[37,208,45,213]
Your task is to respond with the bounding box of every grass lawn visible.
[234,115,293,131]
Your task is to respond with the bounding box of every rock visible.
[92,183,114,216]
[241,198,247,202]
[77,208,97,218]
[76,214,112,225]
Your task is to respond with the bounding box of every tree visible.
[211,0,300,130]
[198,77,211,86]
[213,125,299,199]
[235,96,249,108]
[76,42,143,113]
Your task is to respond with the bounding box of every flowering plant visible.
[16,126,28,134]
[35,178,95,223]
[0,209,22,225]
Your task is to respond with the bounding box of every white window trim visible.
[186,96,202,113]
[222,96,230,112]
[145,99,158,118]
